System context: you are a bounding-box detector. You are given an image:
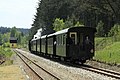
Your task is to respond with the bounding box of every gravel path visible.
[16,49,119,80]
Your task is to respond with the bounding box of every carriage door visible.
[70,32,77,45]
[69,32,78,58]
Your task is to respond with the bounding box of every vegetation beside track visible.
[0,46,15,66]
[0,46,14,58]
[95,41,120,64]
[95,24,120,65]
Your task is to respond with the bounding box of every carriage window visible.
[63,34,66,45]
[70,32,77,44]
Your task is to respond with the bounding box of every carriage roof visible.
[47,27,96,37]
[31,27,96,41]
[47,28,69,37]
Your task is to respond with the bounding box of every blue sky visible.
[0,0,39,29]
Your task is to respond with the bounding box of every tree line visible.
[0,26,29,35]
[0,27,29,48]
[30,0,120,39]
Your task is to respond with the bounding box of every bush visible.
[2,42,10,48]
[0,47,14,58]
[96,20,104,37]
[53,18,65,31]
[108,24,120,42]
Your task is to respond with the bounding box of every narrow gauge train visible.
[29,27,96,64]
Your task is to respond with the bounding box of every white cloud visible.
[0,0,39,28]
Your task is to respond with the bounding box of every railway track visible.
[81,64,120,79]
[13,49,60,80]
[13,49,120,80]
[61,61,120,79]
[52,57,120,79]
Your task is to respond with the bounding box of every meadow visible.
[95,37,120,65]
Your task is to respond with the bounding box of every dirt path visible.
[0,52,27,80]
[0,65,26,80]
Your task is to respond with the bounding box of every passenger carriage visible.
[29,27,96,64]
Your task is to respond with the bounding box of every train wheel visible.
[70,59,76,63]
[81,60,86,64]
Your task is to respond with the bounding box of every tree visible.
[30,0,120,38]
[103,0,120,23]
[108,24,120,41]
[10,27,17,37]
[96,20,104,36]
[17,33,22,44]
[0,34,2,44]
[53,18,65,31]
[31,0,75,37]
[64,19,73,28]
[2,33,10,43]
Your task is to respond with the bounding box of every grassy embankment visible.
[95,37,120,65]
[0,46,15,66]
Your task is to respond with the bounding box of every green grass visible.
[95,42,120,64]
[95,37,114,50]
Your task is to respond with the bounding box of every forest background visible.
[30,0,120,39]
[0,27,29,48]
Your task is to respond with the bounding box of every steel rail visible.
[14,49,60,80]
[81,64,120,79]
[13,49,43,80]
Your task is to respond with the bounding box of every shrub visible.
[108,24,120,42]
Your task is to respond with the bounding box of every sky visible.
[0,0,39,29]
